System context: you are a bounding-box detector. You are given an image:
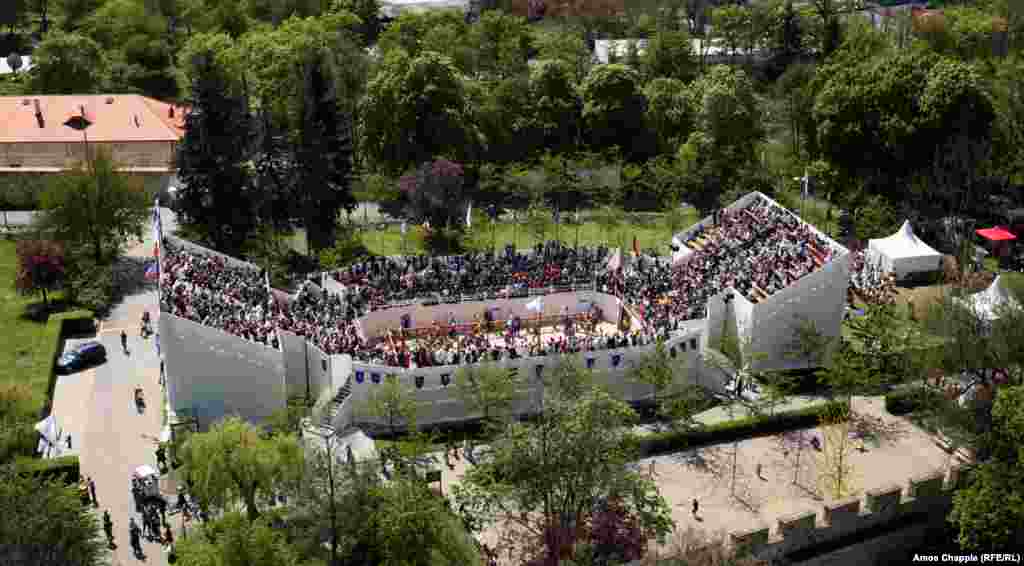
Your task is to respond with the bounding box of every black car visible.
[57,341,107,373]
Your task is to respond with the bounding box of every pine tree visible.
[175,53,256,256]
[295,51,357,254]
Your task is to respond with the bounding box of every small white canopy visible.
[34,415,65,458]
[867,220,943,279]
[954,275,1020,321]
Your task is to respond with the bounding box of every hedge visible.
[885,388,944,416]
[636,401,846,456]
[42,310,96,414]
[14,454,80,485]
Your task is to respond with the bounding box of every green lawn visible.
[0,240,73,460]
[356,210,700,257]
[0,241,66,407]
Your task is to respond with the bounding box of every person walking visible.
[102,510,115,549]
[692,498,699,517]
[121,330,128,354]
[141,508,152,540]
[88,476,98,507]
[129,517,143,558]
[163,523,174,549]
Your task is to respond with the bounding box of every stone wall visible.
[729,466,971,564]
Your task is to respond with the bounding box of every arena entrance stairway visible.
[319,378,354,434]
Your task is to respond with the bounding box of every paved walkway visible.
[50,209,177,565]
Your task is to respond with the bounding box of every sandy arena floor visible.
[431,396,957,564]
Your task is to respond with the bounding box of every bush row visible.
[884,388,945,415]
[13,454,80,485]
[636,401,846,456]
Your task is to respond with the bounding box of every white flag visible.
[526,296,544,313]
[401,221,407,235]
[801,168,809,199]
[466,201,473,228]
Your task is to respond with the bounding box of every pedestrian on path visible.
[692,498,699,516]
[129,517,143,558]
[163,524,174,549]
[156,444,167,471]
[88,476,98,506]
[103,510,115,549]
[756,463,763,480]
[121,330,128,354]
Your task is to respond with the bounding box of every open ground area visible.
[430,395,956,564]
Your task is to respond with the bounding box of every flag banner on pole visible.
[152,197,162,245]
[632,235,640,256]
[466,201,473,228]
[144,262,159,281]
[552,206,560,224]
[153,243,159,258]
[155,332,160,356]
[801,168,809,199]
[401,221,407,235]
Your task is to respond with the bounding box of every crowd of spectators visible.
[610,195,836,333]
[355,319,662,368]
[160,240,279,348]
[159,195,843,369]
[848,250,898,305]
[333,241,609,311]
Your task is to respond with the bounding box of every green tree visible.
[179,416,305,522]
[639,28,696,83]
[360,374,420,437]
[174,48,257,257]
[468,9,531,81]
[454,363,523,426]
[949,385,1024,551]
[711,5,749,63]
[775,62,816,160]
[529,59,582,155]
[27,30,106,93]
[452,370,673,564]
[679,65,764,215]
[84,0,177,99]
[643,77,694,156]
[295,50,358,253]
[360,50,480,175]
[375,9,468,60]
[35,148,150,264]
[815,402,856,499]
[0,463,106,566]
[332,0,383,46]
[14,240,65,311]
[173,510,311,566]
[531,25,591,85]
[580,63,654,160]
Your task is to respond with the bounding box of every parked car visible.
[56,341,106,373]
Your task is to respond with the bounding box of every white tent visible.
[867,220,942,279]
[954,275,1020,321]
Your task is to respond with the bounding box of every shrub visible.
[0,383,39,464]
[14,454,80,485]
[885,387,944,415]
[637,401,845,456]
[62,257,114,315]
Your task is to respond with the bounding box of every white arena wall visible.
[676,192,850,371]
[160,313,287,428]
[337,328,725,431]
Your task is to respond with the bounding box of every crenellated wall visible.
[729,465,973,565]
[340,329,725,430]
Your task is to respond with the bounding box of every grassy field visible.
[0,240,72,460]
[356,209,701,257]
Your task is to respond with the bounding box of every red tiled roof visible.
[0,94,186,143]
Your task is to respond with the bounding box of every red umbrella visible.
[976,226,1017,241]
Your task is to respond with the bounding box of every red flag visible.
[632,236,640,256]
[153,243,159,258]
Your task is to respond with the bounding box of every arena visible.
[158,192,850,431]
